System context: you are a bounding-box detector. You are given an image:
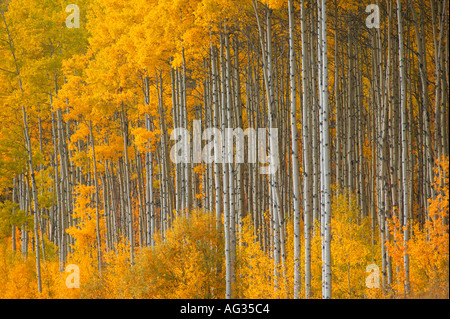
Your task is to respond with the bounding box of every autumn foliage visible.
[1,158,447,298]
[0,0,448,299]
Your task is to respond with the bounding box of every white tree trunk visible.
[121,104,134,266]
[88,120,102,275]
[210,43,222,232]
[289,0,302,299]
[220,32,232,299]
[318,0,331,299]
[1,9,42,292]
[300,0,312,299]
[396,0,410,295]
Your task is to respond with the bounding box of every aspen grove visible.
[0,0,448,299]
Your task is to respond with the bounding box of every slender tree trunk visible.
[225,29,236,292]
[318,0,331,299]
[396,0,410,295]
[300,0,312,299]
[288,0,302,299]
[210,43,223,232]
[22,106,42,294]
[121,103,134,266]
[220,31,232,299]
[1,9,42,292]
[88,120,102,275]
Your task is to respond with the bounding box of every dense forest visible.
[0,0,448,299]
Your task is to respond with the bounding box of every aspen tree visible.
[225,28,236,291]
[288,0,302,299]
[396,0,410,295]
[318,0,331,299]
[300,0,312,299]
[0,0,448,300]
[144,76,155,246]
[220,30,232,299]
[210,43,223,232]
[121,103,134,265]
[88,120,102,275]
[0,7,42,293]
